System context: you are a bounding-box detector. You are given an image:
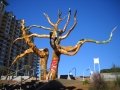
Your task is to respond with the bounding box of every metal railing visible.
[1,66,37,82]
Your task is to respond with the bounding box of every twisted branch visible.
[58,9,62,18]
[62,8,71,33]
[13,34,50,43]
[56,9,62,25]
[54,26,116,56]
[11,19,50,68]
[60,10,77,40]
[13,37,24,43]
[26,25,52,31]
[44,13,54,26]
[28,33,50,38]
[10,48,33,68]
[82,26,117,44]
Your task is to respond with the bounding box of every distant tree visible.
[111,64,120,72]
[101,64,120,73]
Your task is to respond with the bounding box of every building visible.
[0,0,12,68]
[0,0,39,76]
[101,73,120,81]
[0,0,8,27]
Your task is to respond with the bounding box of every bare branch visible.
[82,26,116,44]
[55,39,83,56]
[58,9,62,18]
[60,10,77,40]
[59,46,77,52]
[56,9,63,25]
[44,13,54,26]
[62,8,71,33]
[58,43,82,56]
[26,25,52,31]
[10,48,33,68]
[56,18,62,25]
[28,33,50,38]
[74,10,77,18]
[57,26,116,55]
[13,33,50,43]
[13,37,24,43]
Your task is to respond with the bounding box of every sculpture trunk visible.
[39,58,48,80]
[49,51,60,80]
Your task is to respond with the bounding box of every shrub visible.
[89,72,108,90]
[114,75,120,90]
[82,79,89,85]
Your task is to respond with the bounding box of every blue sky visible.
[6,0,120,76]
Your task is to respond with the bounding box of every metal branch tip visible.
[74,10,77,17]
[69,8,71,15]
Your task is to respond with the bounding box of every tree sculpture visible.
[10,9,116,80]
[10,20,49,80]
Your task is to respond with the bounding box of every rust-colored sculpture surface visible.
[10,9,116,80]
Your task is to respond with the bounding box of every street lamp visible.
[82,71,85,81]
[87,66,93,80]
[69,67,76,77]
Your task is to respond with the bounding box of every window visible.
[0,62,3,66]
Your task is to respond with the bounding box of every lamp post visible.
[87,66,93,80]
[68,67,76,80]
[69,67,76,77]
[82,71,85,81]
